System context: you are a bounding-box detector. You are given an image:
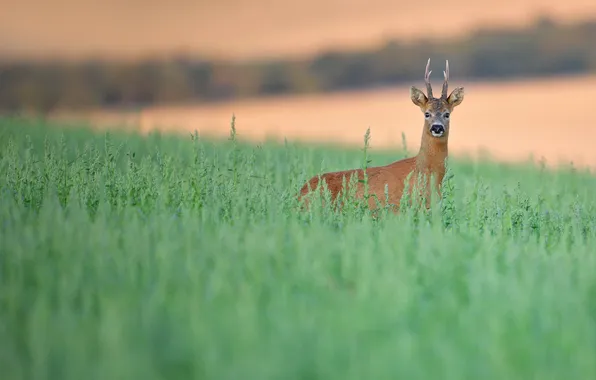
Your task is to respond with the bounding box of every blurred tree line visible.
[1,16,596,114]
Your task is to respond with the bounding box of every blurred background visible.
[1,0,596,167]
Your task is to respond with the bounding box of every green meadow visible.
[1,116,596,379]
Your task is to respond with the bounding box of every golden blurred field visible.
[54,74,596,169]
[2,0,596,60]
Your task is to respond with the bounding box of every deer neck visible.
[415,129,448,176]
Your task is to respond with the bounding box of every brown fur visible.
[298,59,464,212]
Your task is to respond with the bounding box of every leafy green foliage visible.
[1,116,596,379]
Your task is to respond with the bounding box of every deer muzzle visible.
[430,124,445,137]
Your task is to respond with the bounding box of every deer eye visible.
[424,112,431,119]
[444,112,450,119]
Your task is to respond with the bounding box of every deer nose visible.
[430,124,445,135]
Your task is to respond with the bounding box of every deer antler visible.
[441,60,449,99]
[424,58,433,99]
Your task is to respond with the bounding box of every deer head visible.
[410,59,464,139]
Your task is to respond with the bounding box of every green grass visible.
[1,115,596,380]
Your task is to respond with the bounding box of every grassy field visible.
[1,116,596,379]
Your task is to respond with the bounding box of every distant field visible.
[1,117,596,379]
[3,0,596,60]
[58,74,596,169]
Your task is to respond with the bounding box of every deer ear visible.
[410,86,428,108]
[447,87,464,107]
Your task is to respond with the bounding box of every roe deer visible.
[298,58,464,212]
